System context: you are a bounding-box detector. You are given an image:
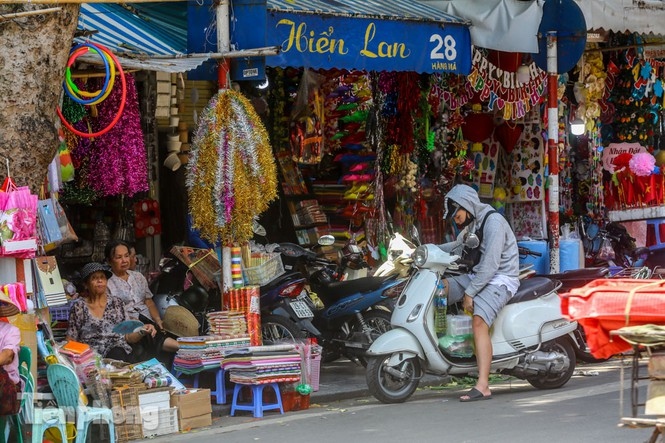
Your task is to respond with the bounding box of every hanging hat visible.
[163,306,199,337]
[80,262,113,282]
[0,292,20,317]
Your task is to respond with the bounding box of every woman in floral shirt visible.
[66,262,158,363]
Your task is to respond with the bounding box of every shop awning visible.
[76,3,202,73]
[263,0,472,74]
[574,0,665,35]
[418,0,544,54]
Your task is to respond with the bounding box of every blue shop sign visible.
[267,12,471,75]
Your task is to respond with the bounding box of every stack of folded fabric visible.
[222,345,302,385]
[173,335,251,375]
[206,310,248,338]
[59,341,97,382]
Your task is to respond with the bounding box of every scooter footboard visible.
[366,329,424,360]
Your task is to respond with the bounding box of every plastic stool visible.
[175,367,226,404]
[230,382,283,418]
[75,407,115,443]
[31,407,67,443]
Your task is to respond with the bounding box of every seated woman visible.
[105,240,165,331]
[66,262,177,364]
[0,294,22,416]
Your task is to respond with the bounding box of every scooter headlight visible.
[413,245,428,267]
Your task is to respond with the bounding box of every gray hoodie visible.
[439,184,520,297]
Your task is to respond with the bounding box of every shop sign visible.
[266,12,471,75]
[444,48,548,121]
[602,142,648,173]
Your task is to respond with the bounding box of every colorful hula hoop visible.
[57,42,126,139]
[64,45,116,105]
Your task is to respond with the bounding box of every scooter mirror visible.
[318,235,336,246]
[410,225,421,246]
[465,232,480,249]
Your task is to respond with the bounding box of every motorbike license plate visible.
[290,300,314,319]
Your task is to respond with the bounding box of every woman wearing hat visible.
[0,294,23,415]
[66,262,177,363]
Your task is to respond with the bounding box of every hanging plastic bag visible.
[53,198,78,244]
[38,198,63,247]
[597,237,616,261]
[0,181,38,258]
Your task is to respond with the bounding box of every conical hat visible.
[0,292,20,317]
[163,306,199,337]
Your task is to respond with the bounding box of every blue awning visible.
[76,3,187,56]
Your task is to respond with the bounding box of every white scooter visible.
[365,236,578,404]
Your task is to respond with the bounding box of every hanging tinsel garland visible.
[187,89,278,245]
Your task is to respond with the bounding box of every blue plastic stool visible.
[175,367,227,404]
[230,382,283,418]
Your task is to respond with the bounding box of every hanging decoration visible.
[57,42,127,138]
[187,89,278,245]
[444,48,547,121]
[73,73,148,197]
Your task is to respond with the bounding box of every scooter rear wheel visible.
[261,314,305,344]
[526,338,576,389]
[366,354,420,404]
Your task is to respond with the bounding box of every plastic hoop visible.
[57,42,127,139]
[63,44,115,105]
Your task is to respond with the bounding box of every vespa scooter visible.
[365,240,578,404]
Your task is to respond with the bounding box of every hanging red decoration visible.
[494,122,524,153]
[461,113,494,143]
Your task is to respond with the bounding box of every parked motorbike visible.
[278,239,407,365]
[365,233,578,404]
[150,243,319,343]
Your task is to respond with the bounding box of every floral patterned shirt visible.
[107,270,154,321]
[66,295,132,357]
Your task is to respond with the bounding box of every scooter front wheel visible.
[366,354,421,404]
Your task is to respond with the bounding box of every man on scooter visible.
[438,184,520,402]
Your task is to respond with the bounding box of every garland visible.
[187,89,278,245]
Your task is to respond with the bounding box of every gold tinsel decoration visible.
[186,89,278,245]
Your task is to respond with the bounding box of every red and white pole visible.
[217,0,231,91]
[547,31,560,274]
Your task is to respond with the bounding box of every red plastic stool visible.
[230,382,283,418]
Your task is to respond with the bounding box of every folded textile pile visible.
[206,310,248,338]
[222,345,301,384]
[173,335,251,374]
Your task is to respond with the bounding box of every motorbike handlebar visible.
[518,246,542,257]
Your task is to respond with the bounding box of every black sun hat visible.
[80,262,113,282]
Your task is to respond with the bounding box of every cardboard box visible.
[170,389,212,418]
[170,389,212,430]
[649,353,665,379]
[179,413,212,431]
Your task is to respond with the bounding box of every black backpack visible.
[460,210,498,268]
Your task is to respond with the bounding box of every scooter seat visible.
[543,267,610,280]
[314,276,393,305]
[507,276,558,305]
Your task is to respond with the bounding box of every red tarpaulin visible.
[560,279,665,359]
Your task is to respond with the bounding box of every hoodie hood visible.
[443,184,494,225]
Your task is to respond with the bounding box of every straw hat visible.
[163,306,199,337]
[0,292,20,317]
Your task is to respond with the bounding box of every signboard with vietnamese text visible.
[266,12,471,75]
[602,142,648,173]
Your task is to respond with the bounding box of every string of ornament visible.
[187,89,278,245]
